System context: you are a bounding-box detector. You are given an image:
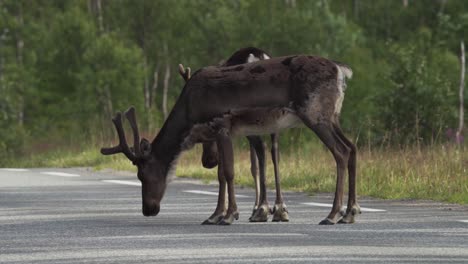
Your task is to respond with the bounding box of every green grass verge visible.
[8,143,468,204]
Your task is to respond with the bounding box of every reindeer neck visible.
[151,95,191,166]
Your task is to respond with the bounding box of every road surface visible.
[1,168,468,263]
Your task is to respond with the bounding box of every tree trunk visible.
[150,66,159,109]
[96,0,104,33]
[456,41,465,144]
[15,4,24,126]
[146,66,159,131]
[285,0,296,8]
[88,0,104,33]
[0,28,6,121]
[439,0,447,13]
[353,0,359,19]
[104,85,113,119]
[89,0,113,119]
[0,30,6,88]
[143,56,150,110]
[162,62,170,120]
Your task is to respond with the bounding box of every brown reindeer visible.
[101,54,359,225]
[178,47,288,222]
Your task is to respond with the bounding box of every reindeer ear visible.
[140,138,152,157]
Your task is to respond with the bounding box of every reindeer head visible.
[101,107,166,217]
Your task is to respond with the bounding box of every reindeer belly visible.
[230,108,301,136]
[181,107,301,151]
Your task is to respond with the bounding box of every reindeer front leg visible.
[201,159,227,225]
[216,129,239,225]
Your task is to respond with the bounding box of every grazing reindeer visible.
[101,54,359,225]
[178,47,288,222]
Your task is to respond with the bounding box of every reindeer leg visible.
[248,141,261,220]
[332,123,361,224]
[201,160,227,225]
[301,119,349,225]
[248,136,270,222]
[270,133,289,222]
[217,130,239,225]
[201,141,219,169]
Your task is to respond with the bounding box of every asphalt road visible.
[1,167,468,263]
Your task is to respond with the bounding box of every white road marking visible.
[458,220,468,224]
[0,168,30,172]
[102,180,141,186]
[301,202,386,212]
[39,172,80,177]
[183,190,249,198]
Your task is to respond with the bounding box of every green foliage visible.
[1,0,468,161]
[78,33,144,118]
[0,122,27,165]
[379,32,458,143]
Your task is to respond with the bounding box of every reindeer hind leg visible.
[299,116,350,225]
[332,122,361,224]
[270,133,289,222]
[248,140,261,220]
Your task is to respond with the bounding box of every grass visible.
[8,140,468,204]
[176,142,468,204]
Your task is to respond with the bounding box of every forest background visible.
[1,0,467,203]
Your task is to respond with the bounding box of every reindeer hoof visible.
[202,219,218,225]
[201,213,225,225]
[351,205,362,215]
[218,219,232,225]
[340,208,346,216]
[338,214,355,224]
[248,206,258,221]
[272,203,289,222]
[249,204,269,222]
[338,205,361,224]
[218,211,239,225]
[319,218,336,225]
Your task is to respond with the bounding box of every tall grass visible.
[177,142,468,204]
[7,139,468,204]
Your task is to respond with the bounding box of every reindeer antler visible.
[101,106,150,162]
[178,64,191,82]
[124,107,141,157]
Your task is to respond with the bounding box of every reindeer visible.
[101,54,360,225]
[177,47,288,222]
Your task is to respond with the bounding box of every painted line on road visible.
[183,190,249,198]
[102,180,141,186]
[458,220,468,224]
[301,202,386,212]
[39,172,80,177]
[0,168,30,172]
[100,181,245,203]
